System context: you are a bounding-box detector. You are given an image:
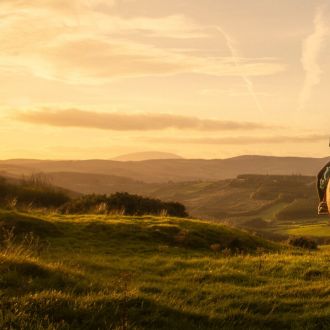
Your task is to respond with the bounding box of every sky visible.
[1,0,330,160]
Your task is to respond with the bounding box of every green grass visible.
[276,221,330,237]
[256,202,289,220]
[1,211,330,329]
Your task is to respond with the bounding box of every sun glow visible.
[0,0,329,159]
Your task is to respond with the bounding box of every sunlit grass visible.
[280,222,330,237]
[1,211,330,329]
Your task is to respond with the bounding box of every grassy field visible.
[1,210,330,329]
[274,220,330,237]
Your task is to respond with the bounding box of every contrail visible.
[298,5,329,112]
[215,26,263,114]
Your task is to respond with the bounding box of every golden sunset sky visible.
[1,0,330,159]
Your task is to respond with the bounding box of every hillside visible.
[2,211,330,329]
[0,176,188,218]
[1,155,329,183]
[1,171,324,241]
[0,211,275,254]
[46,171,143,194]
[17,173,320,223]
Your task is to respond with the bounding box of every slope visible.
[1,155,329,183]
[21,173,319,222]
[1,211,330,329]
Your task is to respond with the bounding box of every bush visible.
[288,237,318,250]
[60,192,188,217]
[0,176,188,217]
[0,175,70,209]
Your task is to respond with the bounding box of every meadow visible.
[1,210,330,329]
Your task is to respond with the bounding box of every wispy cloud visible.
[142,134,328,145]
[0,1,206,39]
[14,108,273,131]
[0,1,285,84]
[0,0,115,14]
[298,5,329,111]
[216,26,264,114]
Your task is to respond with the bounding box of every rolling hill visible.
[1,155,329,183]
[0,156,326,241]
[42,173,329,242]
[2,210,330,329]
[9,172,318,222]
[1,171,329,328]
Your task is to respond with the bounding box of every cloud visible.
[14,108,273,131]
[200,88,271,97]
[142,134,328,145]
[0,1,204,39]
[38,38,284,83]
[298,5,329,111]
[0,0,114,14]
[0,35,284,84]
[0,1,285,84]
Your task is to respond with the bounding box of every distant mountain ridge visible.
[1,155,329,183]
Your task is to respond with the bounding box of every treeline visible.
[0,176,188,217]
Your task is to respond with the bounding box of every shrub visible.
[0,176,188,217]
[288,237,318,250]
[0,175,70,209]
[60,192,188,217]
